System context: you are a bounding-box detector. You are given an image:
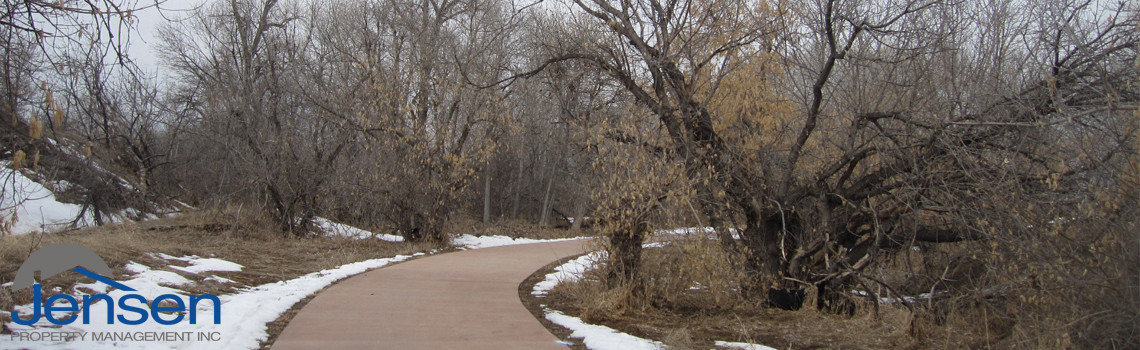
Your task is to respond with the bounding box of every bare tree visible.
[1,0,171,231]
[520,0,1137,314]
[265,0,524,241]
[159,0,355,235]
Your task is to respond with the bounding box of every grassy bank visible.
[0,208,442,328]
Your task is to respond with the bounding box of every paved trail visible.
[271,239,590,349]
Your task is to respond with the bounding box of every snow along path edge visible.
[221,252,431,350]
[529,250,664,350]
[3,252,429,350]
[528,240,777,350]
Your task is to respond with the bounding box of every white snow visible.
[851,290,941,304]
[532,241,776,350]
[449,234,584,249]
[566,217,592,224]
[120,262,195,290]
[532,252,603,296]
[0,162,173,235]
[312,216,405,242]
[545,310,664,350]
[204,276,235,284]
[4,252,426,349]
[657,226,716,235]
[155,254,244,274]
[656,226,741,239]
[530,245,665,349]
[73,281,111,294]
[1,166,93,235]
[715,340,778,350]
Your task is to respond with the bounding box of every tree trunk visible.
[401,208,448,242]
[692,179,737,252]
[607,220,648,288]
[539,175,554,227]
[511,156,523,219]
[750,216,784,267]
[482,172,491,224]
[570,198,586,232]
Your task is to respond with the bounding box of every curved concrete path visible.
[271,239,591,349]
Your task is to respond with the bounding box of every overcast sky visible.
[125,0,203,73]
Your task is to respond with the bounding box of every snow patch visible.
[532,241,776,350]
[851,290,941,304]
[656,226,716,235]
[118,262,195,296]
[715,340,778,350]
[73,282,111,294]
[545,310,664,350]
[312,217,404,242]
[155,253,244,274]
[450,234,584,249]
[0,163,174,235]
[1,165,93,235]
[655,226,740,239]
[530,244,666,349]
[532,252,603,296]
[205,276,235,284]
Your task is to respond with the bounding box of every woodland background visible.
[1,0,1136,347]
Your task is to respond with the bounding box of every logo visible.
[8,243,221,326]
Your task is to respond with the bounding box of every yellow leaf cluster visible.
[11,150,26,170]
[29,119,43,140]
[704,52,795,153]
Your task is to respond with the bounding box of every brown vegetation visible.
[0,207,442,329]
[1,0,1136,347]
[537,218,1137,348]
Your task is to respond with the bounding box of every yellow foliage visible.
[704,52,796,152]
[53,106,64,126]
[11,150,26,170]
[29,119,43,140]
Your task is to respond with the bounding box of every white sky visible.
[125,0,203,73]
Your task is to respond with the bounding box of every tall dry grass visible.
[546,235,916,349]
[546,213,1138,348]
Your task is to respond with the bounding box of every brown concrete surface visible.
[271,239,591,350]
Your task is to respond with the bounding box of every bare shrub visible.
[638,237,750,314]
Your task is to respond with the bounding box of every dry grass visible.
[979,216,1140,349]
[0,206,443,329]
[541,236,919,349]
[538,217,1139,349]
